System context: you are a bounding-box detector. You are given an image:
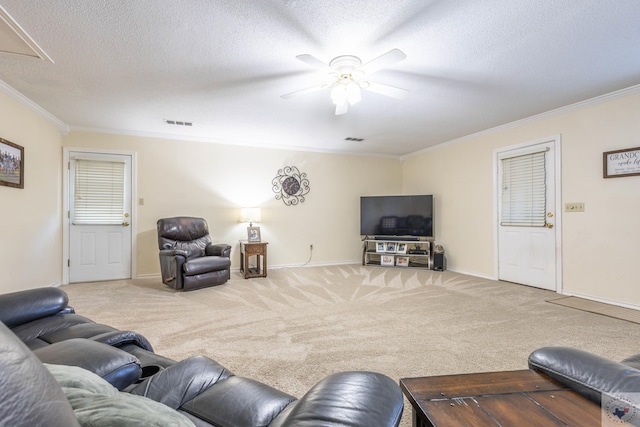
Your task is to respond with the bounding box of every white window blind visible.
[501,151,547,227]
[73,159,125,225]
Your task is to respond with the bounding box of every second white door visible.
[497,139,558,291]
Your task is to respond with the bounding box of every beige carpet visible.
[62,266,640,426]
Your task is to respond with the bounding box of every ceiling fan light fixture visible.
[331,84,348,106]
[346,82,361,105]
[283,49,408,115]
[331,78,361,106]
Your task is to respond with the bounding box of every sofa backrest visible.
[0,287,68,328]
[0,321,80,427]
[157,217,213,258]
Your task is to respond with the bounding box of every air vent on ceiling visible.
[164,119,193,126]
[345,137,364,142]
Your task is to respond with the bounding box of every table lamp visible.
[240,207,262,241]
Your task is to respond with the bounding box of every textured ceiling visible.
[0,0,639,157]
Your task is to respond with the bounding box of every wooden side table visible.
[239,241,268,279]
[400,370,601,427]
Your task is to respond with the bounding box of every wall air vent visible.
[345,137,364,141]
[164,119,193,126]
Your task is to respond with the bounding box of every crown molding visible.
[68,125,400,159]
[0,79,69,134]
[0,5,54,63]
[402,84,640,160]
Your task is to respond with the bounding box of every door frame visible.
[492,135,563,293]
[62,147,138,285]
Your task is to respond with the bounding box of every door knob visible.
[545,223,554,229]
[122,222,130,227]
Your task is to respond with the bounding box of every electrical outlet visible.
[564,202,585,212]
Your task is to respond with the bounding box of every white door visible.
[497,140,558,291]
[68,152,132,283]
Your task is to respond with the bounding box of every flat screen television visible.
[360,195,434,238]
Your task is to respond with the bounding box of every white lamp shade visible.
[346,82,361,105]
[240,207,261,223]
[331,81,361,106]
[331,85,347,106]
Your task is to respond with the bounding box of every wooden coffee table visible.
[400,369,602,426]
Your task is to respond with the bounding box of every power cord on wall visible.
[268,243,314,271]
[299,243,313,267]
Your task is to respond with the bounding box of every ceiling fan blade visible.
[296,54,335,73]
[280,84,326,99]
[364,81,409,99]
[335,102,349,115]
[358,49,407,75]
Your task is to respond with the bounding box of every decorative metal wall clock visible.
[272,166,310,205]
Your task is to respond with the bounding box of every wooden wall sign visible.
[603,147,640,178]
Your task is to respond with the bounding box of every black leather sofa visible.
[0,287,404,426]
[529,346,640,414]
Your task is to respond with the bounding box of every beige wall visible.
[63,132,402,275]
[0,92,63,293]
[403,88,640,307]
[3,84,638,309]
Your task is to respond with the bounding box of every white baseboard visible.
[134,273,162,280]
[446,268,497,281]
[136,262,360,279]
[268,260,360,270]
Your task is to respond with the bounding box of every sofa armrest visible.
[277,371,404,427]
[0,287,69,328]
[34,338,142,391]
[179,375,296,426]
[129,355,233,409]
[158,249,188,288]
[90,329,154,352]
[206,243,231,258]
[529,346,640,407]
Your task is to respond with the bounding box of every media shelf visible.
[362,239,432,270]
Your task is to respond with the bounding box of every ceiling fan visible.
[281,48,409,115]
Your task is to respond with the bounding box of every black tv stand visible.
[373,236,420,241]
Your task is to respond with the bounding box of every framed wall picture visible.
[381,255,394,266]
[376,242,386,253]
[247,226,261,242]
[397,243,407,254]
[396,256,409,267]
[385,242,397,253]
[603,147,640,178]
[0,138,24,189]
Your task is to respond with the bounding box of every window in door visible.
[500,150,547,228]
[72,158,125,225]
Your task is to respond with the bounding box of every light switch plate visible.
[564,202,584,212]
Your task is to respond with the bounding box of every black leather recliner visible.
[0,287,404,426]
[529,346,640,412]
[157,216,232,291]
